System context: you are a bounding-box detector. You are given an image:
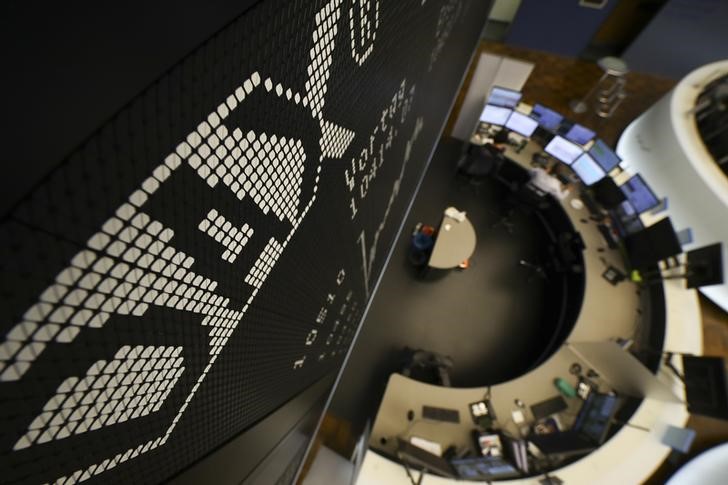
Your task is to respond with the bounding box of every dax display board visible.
[0,0,489,483]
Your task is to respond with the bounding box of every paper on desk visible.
[410,436,442,456]
[444,206,466,222]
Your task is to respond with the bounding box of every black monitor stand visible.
[659,243,724,289]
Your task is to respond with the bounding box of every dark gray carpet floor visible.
[330,137,550,427]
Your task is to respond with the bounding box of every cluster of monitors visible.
[396,438,520,481]
[481,90,617,184]
[591,172,661,220]
[396,393,622,481]
[482,88,597,142]
[482,87,662,217]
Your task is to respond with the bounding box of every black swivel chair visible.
[401,348,454,387]
[457,144,501,192]
[493,157,531,192]
[515,183,551,213]
[549,231,586,274]
[490,158,533,232]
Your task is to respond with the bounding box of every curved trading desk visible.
[358,136,703,484]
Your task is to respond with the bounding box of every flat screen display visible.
[682,355,728,419]
[565,124,596,145]
[505,110,539,137]
[620,174,660,213]
[487,86,522,108]
[572,153,606,185]
[685,244,724,289]
[530,104,564,131]
[613,200,645,237]
[451,456,520,480]
[619,215,645,237]
[480,104,513,126]
[576,394,619,444]
[545,135,583,165]
[588,139,621,172]
[625,217,682,267]
[618,200,637,218]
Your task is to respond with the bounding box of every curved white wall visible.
[617,60,728,311]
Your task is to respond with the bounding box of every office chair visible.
[489,158,533,230]
[401,348,454,387]
[516,184,551,213]
[494,184,550,235]
[493,157,531,193]
[457,144,500,192]
[458,144,502,178]
[548,231,585,274]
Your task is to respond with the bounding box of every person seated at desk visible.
[459,130,509,178]
[486,129,509,154]
[528,163,570,200]
[470,127,509,151]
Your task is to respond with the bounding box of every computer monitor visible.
[620,174,660,213]
[616,199,644,221]
[494,158,531,189]
[686,243,724,288]
[396,438,457,478]
[450,456,520,480]
[501,436,529,474]
[612,200,644,236]
[527,393,618,459]
[620,217,645,237]
[487,86,522,108]
[591,177,627,209]
[564,124,596,145]
[544,135,583,165]
[573,393,619,444]
[530,396,568,421]
[588,139,621,173]
[682,355,728,420]
[530,104,564,132]
[505,110,539,137]
[572,153,606,186]
[591,177,626,209]
[624,217,682,268]
[480,104,512,126]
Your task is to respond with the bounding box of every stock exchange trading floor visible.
[330,137,562,428]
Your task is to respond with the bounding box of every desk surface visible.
[428,210,477,269]
[360,136,703,484]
